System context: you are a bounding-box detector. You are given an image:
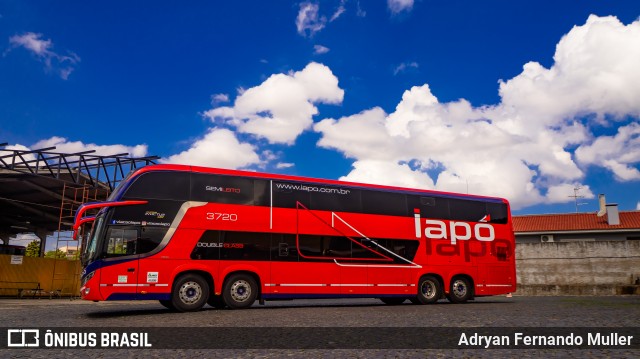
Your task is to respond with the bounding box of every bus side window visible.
[407,195,450,220]
[105,227,138,257]
[271,234,298,261]
[486,202,509,224]
[278,243,289,257]
[138,227,167,254]
[448,198,486,222]
[361,190,407,217]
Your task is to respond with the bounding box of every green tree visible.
[25,240,41,257]
[45,249,67,259]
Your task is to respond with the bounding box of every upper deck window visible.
[191,173,255,205]
[121,171,190,201]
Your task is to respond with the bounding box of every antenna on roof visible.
[597,194,606,217]
[568,186,587,213]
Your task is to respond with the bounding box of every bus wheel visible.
[379,297,406,305]
[448,277,472,304]
[171,274,209,312]
[207,295,226,309]
[159,300,175,310]
[223,274,257,309]
[415,275,442,304]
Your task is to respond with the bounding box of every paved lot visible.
[1,295,638,358]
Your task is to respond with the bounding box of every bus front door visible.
[98,226,140,300]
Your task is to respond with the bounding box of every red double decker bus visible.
[76,164,515,311]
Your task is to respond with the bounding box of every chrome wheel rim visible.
[179,281,202,304]
[452,279,467,298]
[421,280,436,299]
[230,280,251,303]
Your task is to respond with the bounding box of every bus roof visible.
[126,164,509,205]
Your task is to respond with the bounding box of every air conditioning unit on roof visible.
[540,235,554,243]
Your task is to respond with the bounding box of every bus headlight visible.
[81,271,95,287]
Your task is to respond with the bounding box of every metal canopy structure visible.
[0,143,158,238]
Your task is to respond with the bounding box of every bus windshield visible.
[83,214,105,265]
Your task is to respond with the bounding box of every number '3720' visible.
[205,213,238,221]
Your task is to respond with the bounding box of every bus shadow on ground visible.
[84,298,513,317]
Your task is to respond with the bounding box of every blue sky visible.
[1,0,640,217]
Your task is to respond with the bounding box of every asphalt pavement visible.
[0,295,638,358]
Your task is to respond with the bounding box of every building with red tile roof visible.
[513,205,640,243]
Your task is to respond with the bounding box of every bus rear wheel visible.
[448,276,472,304]
[171,274,209,312]
[415,275,442,304]
[223,274,258,309]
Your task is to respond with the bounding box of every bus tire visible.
[448,276,472,304]
[207,295,226,309]
[415,275,442,304]
[379,297,406,305]
[171,274,209,312]
[159,300,175,310]
[223,274,257,309]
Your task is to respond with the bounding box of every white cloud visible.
[296,2,326,37]
[330,0,347,22]
[7,32,80,79]
[637,201,640,210]
[205,62,344,144]
[575,123,640,181]
[315,15,640,209]
[31,136,148,157]
[162,128,260,169]
[276,162,295,169]
[356,1,366,17]
[393,61,418,75]
[545,183,595,204]
[211,93,230,104]
[340,160,435,189]
[8,233,40,247]
[495,15,640,131]
[2,144,37,163]
[387,0,414,15]
[4,137,148,164]
[314,45,330,55]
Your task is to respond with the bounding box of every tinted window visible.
[122,171,190,201]
[310,188,361,213]
[407,195,450,220]
[191,230,220,260]
[298,235,353,258]
[191,173,255,205]
[253,179,270,207]
[220,231,270,261]
[272,181,311,208]
[104,227,138,257]
[361,190,407,216]
[271,233,298,262]
[448,198,488,222]
[103,225,165,257]
[138,227,167,254]
[486,202,509,224]
[353,238,383,259]
[298,234,325,257]
[357,238,419,263]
